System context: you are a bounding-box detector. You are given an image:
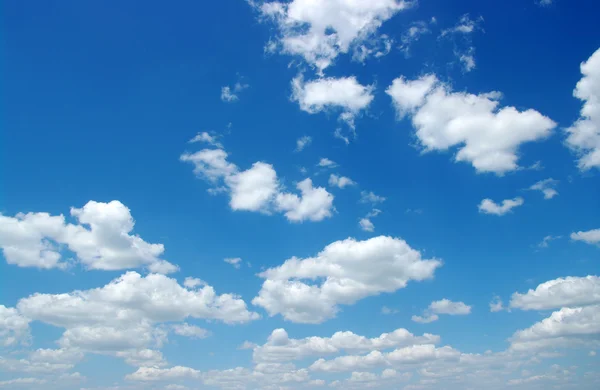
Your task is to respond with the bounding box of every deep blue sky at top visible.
[1,0,599,364]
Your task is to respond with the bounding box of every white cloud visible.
[510,305,600,351]
[182,147,334,222]
[399,21,430,56]
[224,257,243,269]
[359,209,381,232]
[183,277,206,289]
[489,296,505,312]
[255,0,413,72]
[221,80,249,103]
[537,0,553,6]
[275,179,335,222]
[116,349,167,368]
[412,299,471,323]
[189,132,223,148]
[249,327,439,363]
[0,305,30,346]
[252,236,442,323]
[0,201,178,273]
[360,191,386,204]
[295,135,312,152]
[459,48,476,72]
[126,366,201,381]
[0,378,46,387]
[530,178,559,199]
[310,344,460,372]
[318,158,338,168]
[510,276,600,311]
[566,48,600,170]
[387,74,556,174]
[329,174,356,189]
[381,306,398,315]
[440,15,483,73]
[440,14,482,37]
[571,228,600,246]
[171,323,210,339]
[537,235,562,248]
[16,271,258,355]
[478,198,524,216]
[411,314,439,324]
[291,75,374,130]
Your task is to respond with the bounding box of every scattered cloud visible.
[221,79,249,102]
[224,257,243,269]
[571,228,600,246]
[360,191,386,205]
[413,299,472,323]
[566,48,600,170]
[252,236,442,323]
[510,276,600,311]
[381,306,399,315]
[171,323,210,339]
[329,174,356,189]
[478,198,524,216]
[292,75,374,132]
[181,146,335,222]
[489,296,505,312]
[295,135,312,152]
[0,201,178,273]
[387,74,556,174]
[529,178,559,199]
[189,132,223,148]
[537,235,562,249]
[254,0,413,72]
[0,305,30,346]
[399,21,431,56]
[440,14,484,72]
[318,158,337,168]
[359,209,382,232]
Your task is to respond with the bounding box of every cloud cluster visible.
[566,48,600,170]
[386,74,556,174]
[252,236,442,323]
[256,0,413,72]
[181,146,334,222]
[0,200,178,273]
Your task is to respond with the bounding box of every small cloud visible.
[478,197,524,216]
[360,191,386,205]
[359,218,375,232]
[334,128,350,145]
[537,235,562,249]
[489,296,504,312]
[411,314,439,324]
[590,351,597,357]
[224,257,243,269]
[329,174,356,189]
[296,136,312,152]
[318,158,338,168]
[189,132,223,148]
[221,77,249,102]
[529,178,559,199]
[381,306,399,315]
[238,341,257,350]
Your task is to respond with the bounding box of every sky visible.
[1,0,599,389]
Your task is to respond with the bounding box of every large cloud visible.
[252,236,442,323]
[16,271,258,357]
[0,201,177,273]
[181,147,334,222]
[255,0,413,72]
[566,47,600,170]
[386,75,556,174]
[510,276,600,311]
[249,327,439,363]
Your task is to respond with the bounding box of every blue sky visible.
[1,0,599,389]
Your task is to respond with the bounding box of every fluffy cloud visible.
[412,299,471,323]
[359,209,381,232]
[318,158,337,168]
[171,323,210,339]
[529,178,559,199]
[249,327,439,363]
[571,228,600,246]
[328,174,356,189]
[181,147,334,222]
[565,48,600,170]
[252,236,442,323]
[478,198,524,216]
[221,81,249,103]
[510,276,600,311]
[387,75,556,174]
[189,132,223,148]
[510,305,600,351]
[256,0,413,72]
[310,344,460,372]
[439,14,483,73]
[16,271,258,355]
[360,191,386,204]
[291,75,374,130]
[0,305,30,346]
[0,201,177,273]
[489,296,505,312]
[126,366,201,381]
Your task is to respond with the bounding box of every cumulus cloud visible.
[360,191,386,205]
[224,257,243,269]
[318,158,338,168]
[0,200,178,273]
[189,132,223,148]
[292,75,374,131]
[510,305,600,351]
[571,228,600,246]
[171,323,210,339]
[359,209,381,232]
[412,299,471,323]
[0,305,30,347]
[478,198,524,216]
[126,365,201,381]
[566,48,600,170]
[221,81,249,102]
[529,178,559,199]
[181,146,334,222]
[249,327,439,364]
[255,0,413,72]
[489,296,505,312]
[387,74,556,174]
[510,276,600,311]
[252,236,442,323]
[329,174,356,189]
[16,271,258,358]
